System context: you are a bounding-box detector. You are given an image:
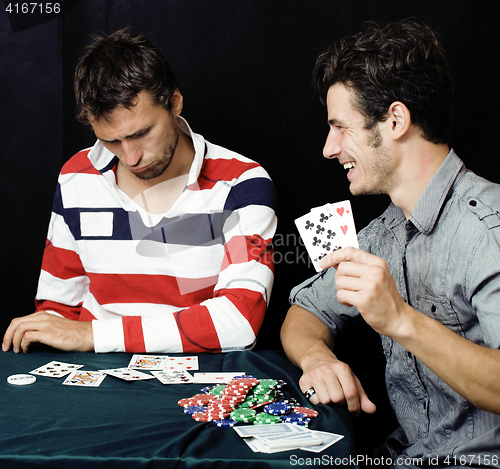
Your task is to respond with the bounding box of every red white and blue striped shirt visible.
[35,118,277,353]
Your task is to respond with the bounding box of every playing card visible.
[300,430,345,453]
[151,370,195,384]
[233,423,302,438]
[99,368,155,381]
[62,370,106,387]
[326,200,358,248]
[30,361,84,378]
[193,372,246,383]
[295,207,348,272]
[162,356,199,371]
[128,354,168,370]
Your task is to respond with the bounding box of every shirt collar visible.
[409,149,464,234]
[381,149,465,234]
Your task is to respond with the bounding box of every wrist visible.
[299,341,338,373]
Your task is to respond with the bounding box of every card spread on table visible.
[162,356,199,371]
[128,354,168,370]
[234,423,344,453]
[151,370,195,384]
[30,361,84,378]
[99,368,155,381]
[193,372,246,383]
[295,200,358,272]
[62,370,106,387]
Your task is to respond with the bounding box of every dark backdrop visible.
[1,0,499,457]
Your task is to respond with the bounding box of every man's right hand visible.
[298,357,377,416]
[281,304,376,417]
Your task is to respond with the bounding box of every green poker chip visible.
[230,408,257,423]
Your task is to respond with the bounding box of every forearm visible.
[280,304,337,370]
[395,304,500,414]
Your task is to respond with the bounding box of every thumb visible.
[355,376,377,414]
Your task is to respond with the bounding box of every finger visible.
[354,375,377,414]
[2,319,20,352]
[11,320,41,354]
[319,246,373,270]
[299,365,342,406]
[334,363,364,416]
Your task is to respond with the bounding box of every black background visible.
[1,0,499,456]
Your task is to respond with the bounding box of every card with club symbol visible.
[295,200,358,272]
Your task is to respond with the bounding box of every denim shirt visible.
[290,150,500,464]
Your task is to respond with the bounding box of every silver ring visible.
[303,387,316,399]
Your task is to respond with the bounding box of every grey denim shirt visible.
[290,150,500,465]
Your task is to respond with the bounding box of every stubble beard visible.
[351,126,394,196]
[133,128,181,181]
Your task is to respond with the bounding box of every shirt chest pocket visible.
[415,294,466,338]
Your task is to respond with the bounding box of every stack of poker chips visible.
[178,376,318,428]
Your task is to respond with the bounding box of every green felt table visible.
[0,348,357,468]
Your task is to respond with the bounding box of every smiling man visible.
[280,20,500,465]
[3,29,277,354]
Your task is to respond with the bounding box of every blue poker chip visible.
[184,405,208,415]
[213,418,238,427]
[283,413,310,423]
[200,386,214,394]
[263,402,291,415]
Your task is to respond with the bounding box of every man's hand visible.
[2,312,94,353]
[319,246,411,338]
[299,356,377,417]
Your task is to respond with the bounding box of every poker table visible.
[0,348,356,468]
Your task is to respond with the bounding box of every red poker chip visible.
[208,403,236,412]
[192,412,213,422]
[178,398,198,407]
[292,406,319,418]
[206,411,231,419]
[229,378,259,387]
[190,394,216,404]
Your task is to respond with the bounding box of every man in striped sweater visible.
[3,29,277,354]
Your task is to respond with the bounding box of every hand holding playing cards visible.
[2,311,94,353]
[319,247,411,338]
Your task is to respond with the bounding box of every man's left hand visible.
[2,312,94,353]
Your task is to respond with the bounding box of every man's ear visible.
[170,89,184,116]
[387,101,411,140]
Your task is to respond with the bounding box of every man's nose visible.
[323,128,342,159]
[121,140,142,167]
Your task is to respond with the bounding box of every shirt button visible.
[407,351,413,359]
[469,200,477,207]
[430,304,436,313]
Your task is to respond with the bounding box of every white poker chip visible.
[7,374,37,386]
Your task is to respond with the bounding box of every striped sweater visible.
[35,118,277,353]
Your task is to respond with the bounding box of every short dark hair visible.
[312,19,454,144]
[74,28,179,124]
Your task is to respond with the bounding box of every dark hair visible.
[74,28,179,124]
[312,19,454,144]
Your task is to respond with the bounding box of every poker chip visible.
[183,405,208,415]
[253,413,282,425]
[263,402,291,416]
[212,418,238,427]
[292,406,319,418]
[191,412,213,422]
[283,412,311,424]
[230,408,257,423]
[7,374,37,386]
[181,374,315,431]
